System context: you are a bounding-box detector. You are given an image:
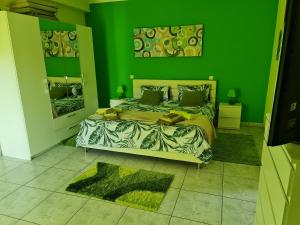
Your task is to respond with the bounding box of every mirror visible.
[39,19,84,119]
[48,76,84,118]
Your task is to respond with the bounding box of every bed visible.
[76,79,217,166]
[51,97,84,117]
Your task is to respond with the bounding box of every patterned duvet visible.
[51,97,84,118]
[76,99,215,163]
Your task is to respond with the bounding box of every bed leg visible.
[197,163,204,170]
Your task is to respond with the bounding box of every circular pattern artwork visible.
[188,36,198,46]
[134,37,144,52]
[41,30,79,58]
[145,28,156,39]
[143,51,151,57]
[134,24,203,57]
[68,31,77,41]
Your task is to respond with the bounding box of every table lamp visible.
[117,85,125,99]
[227,89,237,105]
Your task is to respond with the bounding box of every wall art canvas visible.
[134,24,203,58]
[41,30,79,57]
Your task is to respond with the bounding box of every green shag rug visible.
[63,135,77,147]
[66,162,174,211]
[212,133,261,166]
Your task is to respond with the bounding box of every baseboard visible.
[241,122,264,127]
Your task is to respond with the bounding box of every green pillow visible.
[50,87,67,100]
[140,90,163,105]
[179,91,205,106]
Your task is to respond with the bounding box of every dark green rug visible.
[66,162,174,211]
[63,135,76,147]
[212,133,261,166]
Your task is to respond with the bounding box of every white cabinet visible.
[77,25,98,117]
[218,103,242,129]
[255,114,300,225]
[0,12,57,160]
[0,12,99,160]
[53,109,85,143]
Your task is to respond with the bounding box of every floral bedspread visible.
[77,115,213,163]
[51,97,84,118]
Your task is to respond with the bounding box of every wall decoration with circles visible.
[41,30,79,57]
[134,24,203,58]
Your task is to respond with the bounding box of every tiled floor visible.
[0,126,263,225]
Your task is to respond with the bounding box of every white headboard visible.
[133,79,217,105]
[47,76,82,86]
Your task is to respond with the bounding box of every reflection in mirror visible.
[48,76,84,118]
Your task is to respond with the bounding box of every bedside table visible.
[218,102,242,129]
[110,99,125,108]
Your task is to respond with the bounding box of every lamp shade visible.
[117,86,124,94]
[227,89,236,98]
[117,85,124,99]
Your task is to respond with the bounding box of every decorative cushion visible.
[54,83,82,97]
[179,91,206,106]
[139,90,163,105]
[141,85,169,101]
[177,84,210,102]
[49,87,67,100]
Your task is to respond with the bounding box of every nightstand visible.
[218,102,242,129]
[110,99,125,108]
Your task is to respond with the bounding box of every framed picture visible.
[134,24,203,58]
[41,30,79,57]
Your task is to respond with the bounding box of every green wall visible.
[86,0,278,122]
[39,18,81,77]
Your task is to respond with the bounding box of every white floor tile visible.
[66,199,125,225]
[117,208,170,225]
[26,167,77,191]
[173,190,222,225]
[223,176,258,202]
[182,169,223,195]
[23,193,87,225]
[0,163,49,185]
[222,197,256,225]
[0,186,50,218]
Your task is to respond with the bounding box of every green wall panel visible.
[86,3,130,107]
[39,18,81,77]
[45,58,81,77]
[64,58,81,76]
[44,58,65,76]
[86,0,278,122]
[39,18,75,31]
